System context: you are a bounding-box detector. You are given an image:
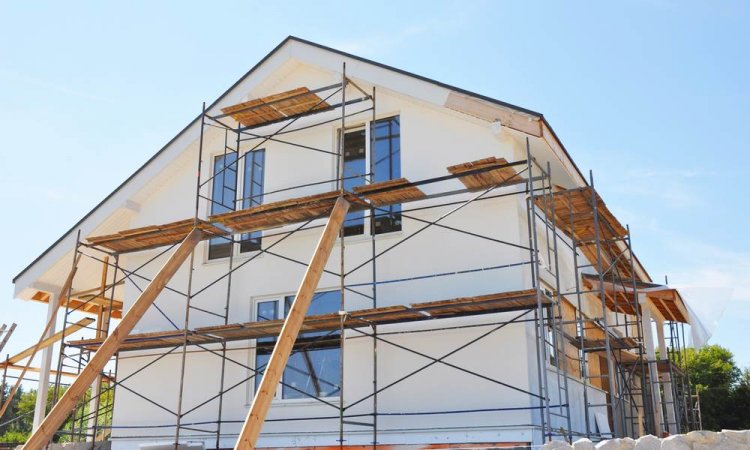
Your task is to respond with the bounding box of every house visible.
[10,37,700,450]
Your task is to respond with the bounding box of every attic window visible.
[340,115,402,237]
[208,153,237,260]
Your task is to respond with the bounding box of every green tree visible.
[727,369,750,430]
[0,382,113,444]
[0,385,35,443]
[679,344,749,431]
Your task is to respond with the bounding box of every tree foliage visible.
[679,344,750,431]
[0,383,112,444]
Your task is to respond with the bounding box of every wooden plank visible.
[87,219,224,253]
[353,178,426,206]
[23,228,203,450]
[211,191,367,235]
[446,157,525,191]
[4,364,81,380]
[67,289,544,353]
[0,323,16,355]
[1,318,94,366]
[235,196,350,450]
[4,364,114,383]
[444,91,542,137]
[221,87,331,128]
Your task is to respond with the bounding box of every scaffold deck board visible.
[630,359,684,376]
[535,188,628,243]
[87,219,225,253]
[86,156,531,254]
[210,190,369,234]
[220,87,331,128]
[68,289,548,352]
[353,178,426,205]
[535,188,636,280]
[569,335,639,352]
[447,157,525,191]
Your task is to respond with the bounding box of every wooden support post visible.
[234,197,350,450]
[1,318,94,367]
[22,228,203,450]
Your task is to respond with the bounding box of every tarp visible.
[675,286,732,348]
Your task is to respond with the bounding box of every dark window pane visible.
[209,153,237,259]
[342,128,366,236]
[372,116,401,234]
[241,149,265,253]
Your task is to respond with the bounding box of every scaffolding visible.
[18,67,698,450]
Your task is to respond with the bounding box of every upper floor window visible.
[208,153,237,260]
[372,116,401,234]
[240,149,265,253]
[208,150,265,260]
[342,115,401,236]
[343,128,367,236]
[254,291,341,399]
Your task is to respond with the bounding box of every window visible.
[208,153,237,260]
[371,116,401,234]
[240,149,265,253]
[342,128,366,236]
[254,291,341,399]
[207,150,266,260]
[340,115,401,236]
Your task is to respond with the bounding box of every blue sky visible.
[1,1,748,374]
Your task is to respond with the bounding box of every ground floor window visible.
[254,290,341,399]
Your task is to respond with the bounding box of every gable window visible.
[340,115,401,237]
[342,128,366,236]
[371,116,401,234]
[240,149,265,253]
[208,153,237,260]
[254,291,341,399]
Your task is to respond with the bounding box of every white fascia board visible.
[288,42,452,109]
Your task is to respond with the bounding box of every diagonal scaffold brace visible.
[0,254,81,420]
[234,196,350,450]
[22,228,204,450]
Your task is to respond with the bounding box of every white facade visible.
[12,38,659,449]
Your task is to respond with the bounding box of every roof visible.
[13,35,586,285]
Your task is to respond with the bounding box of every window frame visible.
[249,289,342,402]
